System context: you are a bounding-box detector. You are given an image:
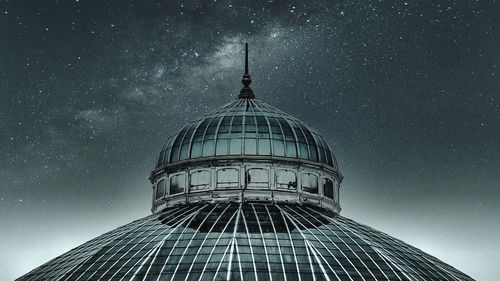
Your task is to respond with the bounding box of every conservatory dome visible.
[17,43,474,281]
[155,98,338,170]
[149,44,343,214]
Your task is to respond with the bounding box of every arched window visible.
[323,178,334,199]
[155,179,166,199]
[170,174,185,195]
[246,168,269,188]
[217,168,239,189]
[190,170,211,191]
[302,173,318,194]
[276,170,297,189]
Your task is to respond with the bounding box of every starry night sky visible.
[1,0,499,280]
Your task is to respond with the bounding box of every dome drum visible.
[150,158,341,214]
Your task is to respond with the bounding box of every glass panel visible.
[217,168,239,189]
[229,138,242,155]
[286,141,297,158]
[247,168,269,188]
[256,116,270,138]
[258,139,271,155]
[202,140,214,157]
[276,170,297,189]
[299,143,309,159]
[244,138,257,155]
[156,179,166,199]
[191,142,202,158]
[179,143,190,160]
[170,174,185,195]
[302,173,318,194]
[273,139,285,156]
[190,170,210,191]
[216,139,229,156]
[323,178,334,199]
[308,144,318,161]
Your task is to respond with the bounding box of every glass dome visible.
[17,43,474,281]
[156,98,338,170]
[17,203,474,281]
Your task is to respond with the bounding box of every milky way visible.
[1,1,499,280]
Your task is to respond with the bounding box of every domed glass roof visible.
[156,98,338,170]
[17,203,474,281]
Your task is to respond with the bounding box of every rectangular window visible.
[217,168,239,189]
[276,170,297,189]
[247,168,269,188]
[190,170,210,191]
[323,178,334,199]
[156,179,166,199]
[302,173,318,194]
[170,174,185,195]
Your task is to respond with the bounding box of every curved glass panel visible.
[157,99,338,170]
[18,203,475,281]
[155,179,166,199]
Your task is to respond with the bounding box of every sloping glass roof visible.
[17,203,473,281]
[156,99,338,170]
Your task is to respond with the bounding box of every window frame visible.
[275,169,297,190]
[169,173,186,196]
[189,169,211,192]
[302,172,319,194]
[323,177,334,200]
[216,168,240,189]
[246,167,270,189]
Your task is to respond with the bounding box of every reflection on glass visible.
[276,170,297,189]
[170,174,185,195]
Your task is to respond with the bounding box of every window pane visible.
[276,170,297,189]
[190,170,210,191]
[179,143,190,160]
[247,168,269,188]
[286,141,297,158]
[258,139,271,155]
[273,139,285,156]
[217,168,239,189]
[191,142,202,158]
[244,138,257,155]
[323,178,334,199]
[156,179,166,199]
[216,139,229,156]
[302,173,318,194]
[229,138,242,155]
[170,174,185,195]
[202,140,214,157]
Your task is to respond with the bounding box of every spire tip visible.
[239,42,255,99]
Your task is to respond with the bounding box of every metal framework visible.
[17,203,474,281]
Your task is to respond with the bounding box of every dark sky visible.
[1,0,499,280]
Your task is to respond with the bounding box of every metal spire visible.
[239,43,255,99]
